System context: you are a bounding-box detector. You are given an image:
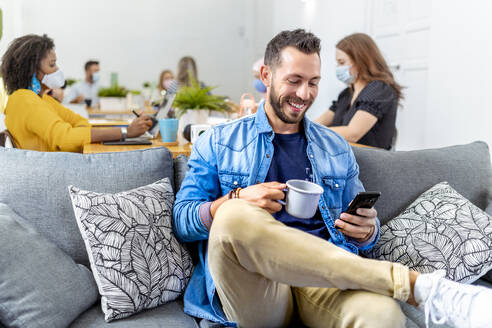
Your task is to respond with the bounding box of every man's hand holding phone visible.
[335,191,380,242]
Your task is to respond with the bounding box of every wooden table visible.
[83,140,192,158]
[89,119,130,127]
[86,107,156,118]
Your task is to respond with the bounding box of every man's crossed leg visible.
[208,199,491,328]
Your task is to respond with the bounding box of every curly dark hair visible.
[264,29,321,69]
[1,34,55,94]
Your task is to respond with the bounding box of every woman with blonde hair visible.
[316,33,403,149]
[158,69,175,93]
[176,56,198,87]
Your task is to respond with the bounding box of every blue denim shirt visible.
[173,103,380,325]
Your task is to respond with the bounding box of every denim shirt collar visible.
[254,101,274,134]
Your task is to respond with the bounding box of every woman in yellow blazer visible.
[1,34,152,152]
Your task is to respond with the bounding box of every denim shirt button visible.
[266,154,270,158]
[335,183,339,188]
[233,181,238,186]
[310,154,314,158]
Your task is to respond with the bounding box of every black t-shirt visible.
[329,80,398,150]
[264,131,331,240]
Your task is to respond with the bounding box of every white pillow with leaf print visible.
[369,182,492,284]
[69,178,193,322]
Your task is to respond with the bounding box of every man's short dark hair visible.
[264,29,321,69]
[84,60,99,71]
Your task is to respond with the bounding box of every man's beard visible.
[269,83,312,124]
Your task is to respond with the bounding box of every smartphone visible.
[344,191,381,215]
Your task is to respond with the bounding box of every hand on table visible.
[128,113,153,137]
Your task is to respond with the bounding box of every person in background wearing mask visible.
[157,69,174,96]
[315,33,402,150]
[252,57,267,98]
[65,60,101,107]
[151,69,174,103]
[1,34,153,152]
[176,56,208,89]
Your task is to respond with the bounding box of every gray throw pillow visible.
[69,178,193,322]
[0,147,175,266]
[369,182,492,284]
[0,203,98,328]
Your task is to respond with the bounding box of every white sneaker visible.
[414,270,492,328]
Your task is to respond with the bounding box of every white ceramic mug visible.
[277,179,324,219]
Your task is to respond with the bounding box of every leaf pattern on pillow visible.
[69,179,193,322]
[369,182,492,284]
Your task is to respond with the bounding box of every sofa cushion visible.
[174,155,190,193]
[369,182,492,284]
[483,270,492,283]
[0,203,98,328]
[352,141,491,225]
[69,178,193,322]
[0,147,174,265]
[70,300,198,328]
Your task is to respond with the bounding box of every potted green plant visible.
[173,73,232,144]
[98,85,129,111]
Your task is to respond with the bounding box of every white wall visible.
[12,0,256,102]
[425,0,492,148]
[0,0,22,59]
[0,0,23,130]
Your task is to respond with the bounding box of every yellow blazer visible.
[4,89,91,152]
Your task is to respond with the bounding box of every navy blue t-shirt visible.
[265,132,330,240]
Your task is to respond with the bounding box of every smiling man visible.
[173,29,492,328]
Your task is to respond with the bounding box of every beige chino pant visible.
[208,199,410,328]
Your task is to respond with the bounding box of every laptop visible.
[147,80,179,138]
[103,137,152,145]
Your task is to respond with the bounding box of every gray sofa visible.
[0,141,490,328]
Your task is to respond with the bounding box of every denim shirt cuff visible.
[199,201,214,230]
[351,217,380,251]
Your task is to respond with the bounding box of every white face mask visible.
[163,79,173,90]
[41,69,65,89]
[91,71,100,83]
[335,65,356,85]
